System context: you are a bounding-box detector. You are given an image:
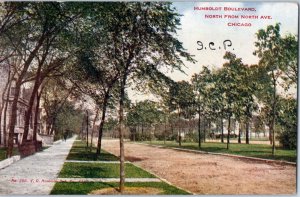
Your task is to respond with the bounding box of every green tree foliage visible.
[168,81,196,119]
[280,34,298,88]
[54,101,83,141]
[253,23,297,154]
[127,100,164,141]
[277,98,297,149]
[41,78,78,136]
[1,2,88,157]
[191,66,215,146]
[216,52,246,149]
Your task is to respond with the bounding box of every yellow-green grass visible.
[67,140,119,161]
[142,141,296,162]
[50,182,190,195]
[59,162,156,178]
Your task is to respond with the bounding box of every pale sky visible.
[128,2,298,101]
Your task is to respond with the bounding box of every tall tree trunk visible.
[238,121,241,143]
[46,120,51,135]
[137,125,139,140]
[6,34,45,157]
[227,117,231,150]
[178,129,181,147]
[208,120,211,135]
[133,127,136,142]
[203,118,206,142]
[80,120,84,140]
[118,75,127,194]
[90,107,99,148]
[163,116,167,144]
[6,82,22,157]
[141,124,144,141]
[86,110,89,148]
[198,108,201,148]
[22,65,43,143]
[245,118,250,144]
[178,109,181,147]
[221,118,224,143]
[245,106,251,144]
[33,90,42,142]
[164,123,166,144]
[49,118,56,135]
[269,123,272,145]
[3,80,11,147]
[96,93,109,155]
[271,72,277,155]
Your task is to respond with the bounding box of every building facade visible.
[0,65,42,145]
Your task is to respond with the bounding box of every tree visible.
[217,52,246,149]
[127,100,164,141]
[192,66,215,147]
[253,23,283,155]
[72,48,120,155]
[163,81,196,146]
[234,65,259,144]
[22,55,69,143]
[90,107,100,148]
[3,2,84,157]
[96,2,195,192]
[61,5,123,155]
[42,78,78,137]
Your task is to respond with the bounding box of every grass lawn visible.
[59,162,155,178]
[67,140,119,161]
[0,147,19,161]
[141,140,296,162]
[51,182,190,195]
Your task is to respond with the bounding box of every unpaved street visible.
[102,139,296,195]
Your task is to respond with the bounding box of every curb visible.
[65,160,130,164]
[135,142,296,167]
[57,178,161,183]
[0,155,21,170]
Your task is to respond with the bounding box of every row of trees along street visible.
[0,2,297,193]
[108,23,297,153]
[0,2,194,193]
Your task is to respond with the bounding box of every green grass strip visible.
[142,140,296,162]
[59,162,156,178]
[50,182,190,195]
[67,140,119,161]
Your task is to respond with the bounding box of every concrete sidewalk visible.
[0,136,76,195]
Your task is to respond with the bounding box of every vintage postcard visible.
[0,1,297,195]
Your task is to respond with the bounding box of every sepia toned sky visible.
[129,2,298,101]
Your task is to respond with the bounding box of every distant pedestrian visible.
[63,132,68,142]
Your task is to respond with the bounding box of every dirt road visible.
[101,139,296,195]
